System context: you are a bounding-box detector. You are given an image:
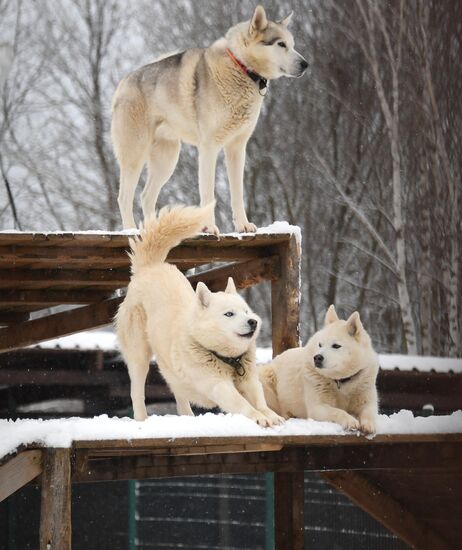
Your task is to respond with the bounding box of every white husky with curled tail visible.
[116,203,283,426]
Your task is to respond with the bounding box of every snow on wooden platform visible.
[0,221,302,243]
[1,410,461,460]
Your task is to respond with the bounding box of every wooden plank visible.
[0,368,124,386]
[0,244,128,260]
[0,268,130,288]
[71,432,462,450]
[0,246,266,267]
[271,235,301,356]
[0,289,113,306]
[40,448,72,550]
[168,245,270,263]
[0,296,123,352]
[0,312,30,324]
[274,471,304,550]
[0,450,42,502]
[70,439,462,483]
[0,231,291,248]
[324,471,452,550]
[81,443,282,460]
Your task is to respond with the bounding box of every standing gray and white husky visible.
[112,5,307,233]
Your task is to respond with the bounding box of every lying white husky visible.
[116,203,283,426]
[259,305,379,434]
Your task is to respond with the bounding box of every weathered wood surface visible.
[2,433,461,549]
[39,448,72,550]
[0,296,124,352]
[271,235,301,356]
[324,470,453,550]
[275,471,305,550]
[0,231,295,351]
[0,449,42,502]
[69,435,462,483]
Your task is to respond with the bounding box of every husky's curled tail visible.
[129,203,215,274]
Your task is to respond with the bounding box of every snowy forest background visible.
[0,0,460,357]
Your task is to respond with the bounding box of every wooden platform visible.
[2,229,461,549]
[0,230,300,353]
[1,433,461,550]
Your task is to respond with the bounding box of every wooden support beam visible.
[0,450,42,502]
[324,471,452,550]
[0,297,123,352]
[40,448,72,550]
[274,471,304,550]
[271,235,301,356]
[188,256,280,291]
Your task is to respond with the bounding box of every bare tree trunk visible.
[418,4,460,355]
[355,0,418,354]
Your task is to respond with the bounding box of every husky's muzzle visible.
[239,318,258,338]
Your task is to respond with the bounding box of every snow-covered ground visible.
[36,329,462,373]
[1,410,461,460]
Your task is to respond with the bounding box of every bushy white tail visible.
[129,203,214,273]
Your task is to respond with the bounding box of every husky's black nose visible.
[248,319,258,330]
[314,354,324,368]
[300,59,308,71]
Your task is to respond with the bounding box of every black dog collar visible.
[333,369,362,389]
[210,350,246,377]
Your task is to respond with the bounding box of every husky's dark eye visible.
[318,342,322,348]
[332,343,342,349]
[278,41,287,48]
[224,311,234,317]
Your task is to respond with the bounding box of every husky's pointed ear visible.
[249,5,268,35]
[196,282,212,308]
[346,311,363,338]
[277,11,293,27]
[225,277,237,294]
[324,304,339,325]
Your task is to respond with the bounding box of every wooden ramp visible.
[0,230,300,354]
[1,433,461,549]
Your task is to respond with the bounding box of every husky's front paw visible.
[359,415,376,435]
[250,411,273,427]
[338,413,360,432]
[235,220,257,233]
[263,408,285,426]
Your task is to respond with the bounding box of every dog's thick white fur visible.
[112,5,307,233]
[259,305,379,434]
[115,203,283,426]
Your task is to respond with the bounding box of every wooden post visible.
[271,234,303,548]
[274,471,305,550]
[40,448,72,550]
[271,234,301,356]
